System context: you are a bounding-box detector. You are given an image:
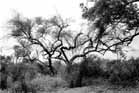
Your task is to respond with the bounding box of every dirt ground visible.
[54,85,139,93]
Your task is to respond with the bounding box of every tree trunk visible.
[48,57,55,75]
[21,80,28,93]
[75,71,83,87]
[65,63,75,88]
[66,63,72,74]
[66,63,83,88]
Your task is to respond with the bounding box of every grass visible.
[55,85,139,93]
[1,80,139,93]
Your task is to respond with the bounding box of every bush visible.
[0,90,8,93]
[79,56,103,78]
[7,63,38,81]
[0,61,9,90]
[35,62,53,75]
[31,75,68,92]
[68,56,104,87]
[106,59,139,87]
[0,62,39,92]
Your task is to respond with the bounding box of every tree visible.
[8,14,71,75]
[81,0,139,57]
[8,14,93,74]
[8,0,139,85]
[54,0,139,74]
[69,0,139,87]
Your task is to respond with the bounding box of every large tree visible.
[72,0,139,87]
[8,0,139,76]
[8,15,68,75]
[8,14,91,74]
[8,14,85,74]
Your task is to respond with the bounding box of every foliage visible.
[63,55,104,87]
[63,63,80,88]
[0,55,12,90]
[82,0,139,56]
[74,55,104,87]
[2,0,139,91]
[8,15,66,74]
[30,75,68,92]
[0,56,39,92]
[0,90,8,93]
[105,58,139,87]
[35,62,52,75]
[80,56,103,78]
[1,55,139,92]
[53,61,66,76]
[62,55,139,88]
[8,0,139,78]
[7,63,36,82]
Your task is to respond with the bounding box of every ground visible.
[54,85,139,93]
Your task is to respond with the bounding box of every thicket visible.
[63,56,139,88]
[0,56,67,93]
[1,55,139,92]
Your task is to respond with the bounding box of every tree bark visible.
[48,57,55,75]
[75,71,83,87]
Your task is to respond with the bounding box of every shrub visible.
[35,62,52,75]
[106,59,139,87]
[7,63,37,81]
[79,56,103,78]
[71,56,104,87]
[0,90,8,93]
[31,75,68,92]
[1,63,38,92]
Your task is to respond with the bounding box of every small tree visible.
[8,14,70,75]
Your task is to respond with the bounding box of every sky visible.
[0,0,139,59]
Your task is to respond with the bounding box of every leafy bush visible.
[70,56,139,87]
[31,75,68,92]
[106,59,139,87]
[53,61,66,77]
[0,61,9,90]
[7,63,38,92]
[79,56,103,78]
[0,90,8,93]
[35,62,53,75]
[0,62,39,92]
[65,56,104,87]
[7,63,38,81]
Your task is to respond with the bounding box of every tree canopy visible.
[82,0,139,56]
[7,0,139,74]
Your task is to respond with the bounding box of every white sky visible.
[0,0,139,59]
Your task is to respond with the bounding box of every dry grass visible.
[1,85,139,93]
[54,84,139,93]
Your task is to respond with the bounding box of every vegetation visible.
[1,55,139,92]
[1,0,139,92]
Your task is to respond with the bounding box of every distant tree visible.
[13,44,31,63]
